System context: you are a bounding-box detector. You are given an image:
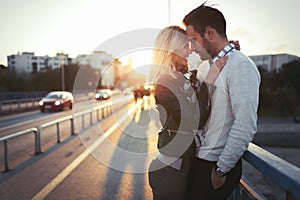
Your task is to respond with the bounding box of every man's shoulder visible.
[227,51,260,78]
[227,51,257,70]
[230,50,254,64]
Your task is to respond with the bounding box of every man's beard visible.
[195,39,212,60]
[196,48,211,60]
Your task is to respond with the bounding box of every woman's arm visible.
[204,56,228,84]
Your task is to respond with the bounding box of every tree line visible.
[258,60,300,116]
[0,63,101,92]
[1,60,299,117]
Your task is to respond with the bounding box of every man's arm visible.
[217,60,261,172]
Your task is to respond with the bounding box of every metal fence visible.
[228,143,300,200]
[0,92,94,115]
[0,96,132,171]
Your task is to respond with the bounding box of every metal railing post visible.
[4,140,9,171]
[56,123,60,143]
[82,114,85,129]
[34,130,40,154]
[71,118,75,135]
[36,127,42,154]
[90,112,93,125]
[96,109,100,121]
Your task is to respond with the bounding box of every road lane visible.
[0,96,133,172]
[43,99,158,200]
[0,98,159,199]
[0,95,128,136]
[32,100,142,200]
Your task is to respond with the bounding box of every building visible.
[249,53,299,73]
[7,52,69,74]
[7,51,121,88]
[73,51,116,88]
[46,53,68,70]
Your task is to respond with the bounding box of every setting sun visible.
[119,49,152,75]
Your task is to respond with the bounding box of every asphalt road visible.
[0,96,299,200]
[0,98,156,199]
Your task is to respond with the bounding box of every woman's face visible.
[172,42,192,69]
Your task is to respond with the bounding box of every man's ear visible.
[204,26,215,41]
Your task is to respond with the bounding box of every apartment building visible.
[249,53,299,73]
[7,52,68,73]
[73,51,117,88]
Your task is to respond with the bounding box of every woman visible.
[148,26,227,200]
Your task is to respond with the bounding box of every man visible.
[183,3,261,200]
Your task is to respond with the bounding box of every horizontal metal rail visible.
[0,93,94,115]
[0,98,41,114]
[234,143,300,200]
[36,115,74,153]
[0,128,38,171]
[229,175,267,200]
[0,96,132,171]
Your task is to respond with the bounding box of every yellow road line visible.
[32,101,141,200]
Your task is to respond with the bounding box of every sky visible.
[1,0,300,67]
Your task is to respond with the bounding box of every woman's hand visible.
[229,40,241,50]
[205,56,228,84]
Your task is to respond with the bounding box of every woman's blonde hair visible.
[149,26,189,83]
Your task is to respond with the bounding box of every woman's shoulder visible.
[155,72,186,94]
[157,71,184,85]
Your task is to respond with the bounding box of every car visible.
[95,89,112,100]
[39,91,74,112]
[123,88,132,95]
[133,84,154,101]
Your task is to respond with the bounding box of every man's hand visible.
[211,166,226,189]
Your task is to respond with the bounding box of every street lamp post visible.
[61,53,65,91]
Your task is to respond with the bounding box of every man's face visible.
[186,25,210,60]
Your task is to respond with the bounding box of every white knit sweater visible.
[196,50,261,172]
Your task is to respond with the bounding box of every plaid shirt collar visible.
[210,43,236,64]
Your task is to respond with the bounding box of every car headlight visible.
[103,94,108,98]
[55,100,61,106]
[95,94,100,98]
[39,101,44,106]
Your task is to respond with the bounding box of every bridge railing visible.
[0,96,132,171]
[0,92,93,115]
[0,128,38,172]
[229,143,300,200]
[0,98,41,114]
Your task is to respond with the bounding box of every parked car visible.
[39,91,74,112]
[95,89,112,100]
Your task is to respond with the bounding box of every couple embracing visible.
[148,3,260,200]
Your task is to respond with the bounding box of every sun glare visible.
[119,49,152,75]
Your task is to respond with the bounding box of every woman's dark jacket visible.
[154,71,210,158]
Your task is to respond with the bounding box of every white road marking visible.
[31,101,141,200]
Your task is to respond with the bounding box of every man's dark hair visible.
[183,3,227,38]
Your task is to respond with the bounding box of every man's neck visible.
[211,40,229,58]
